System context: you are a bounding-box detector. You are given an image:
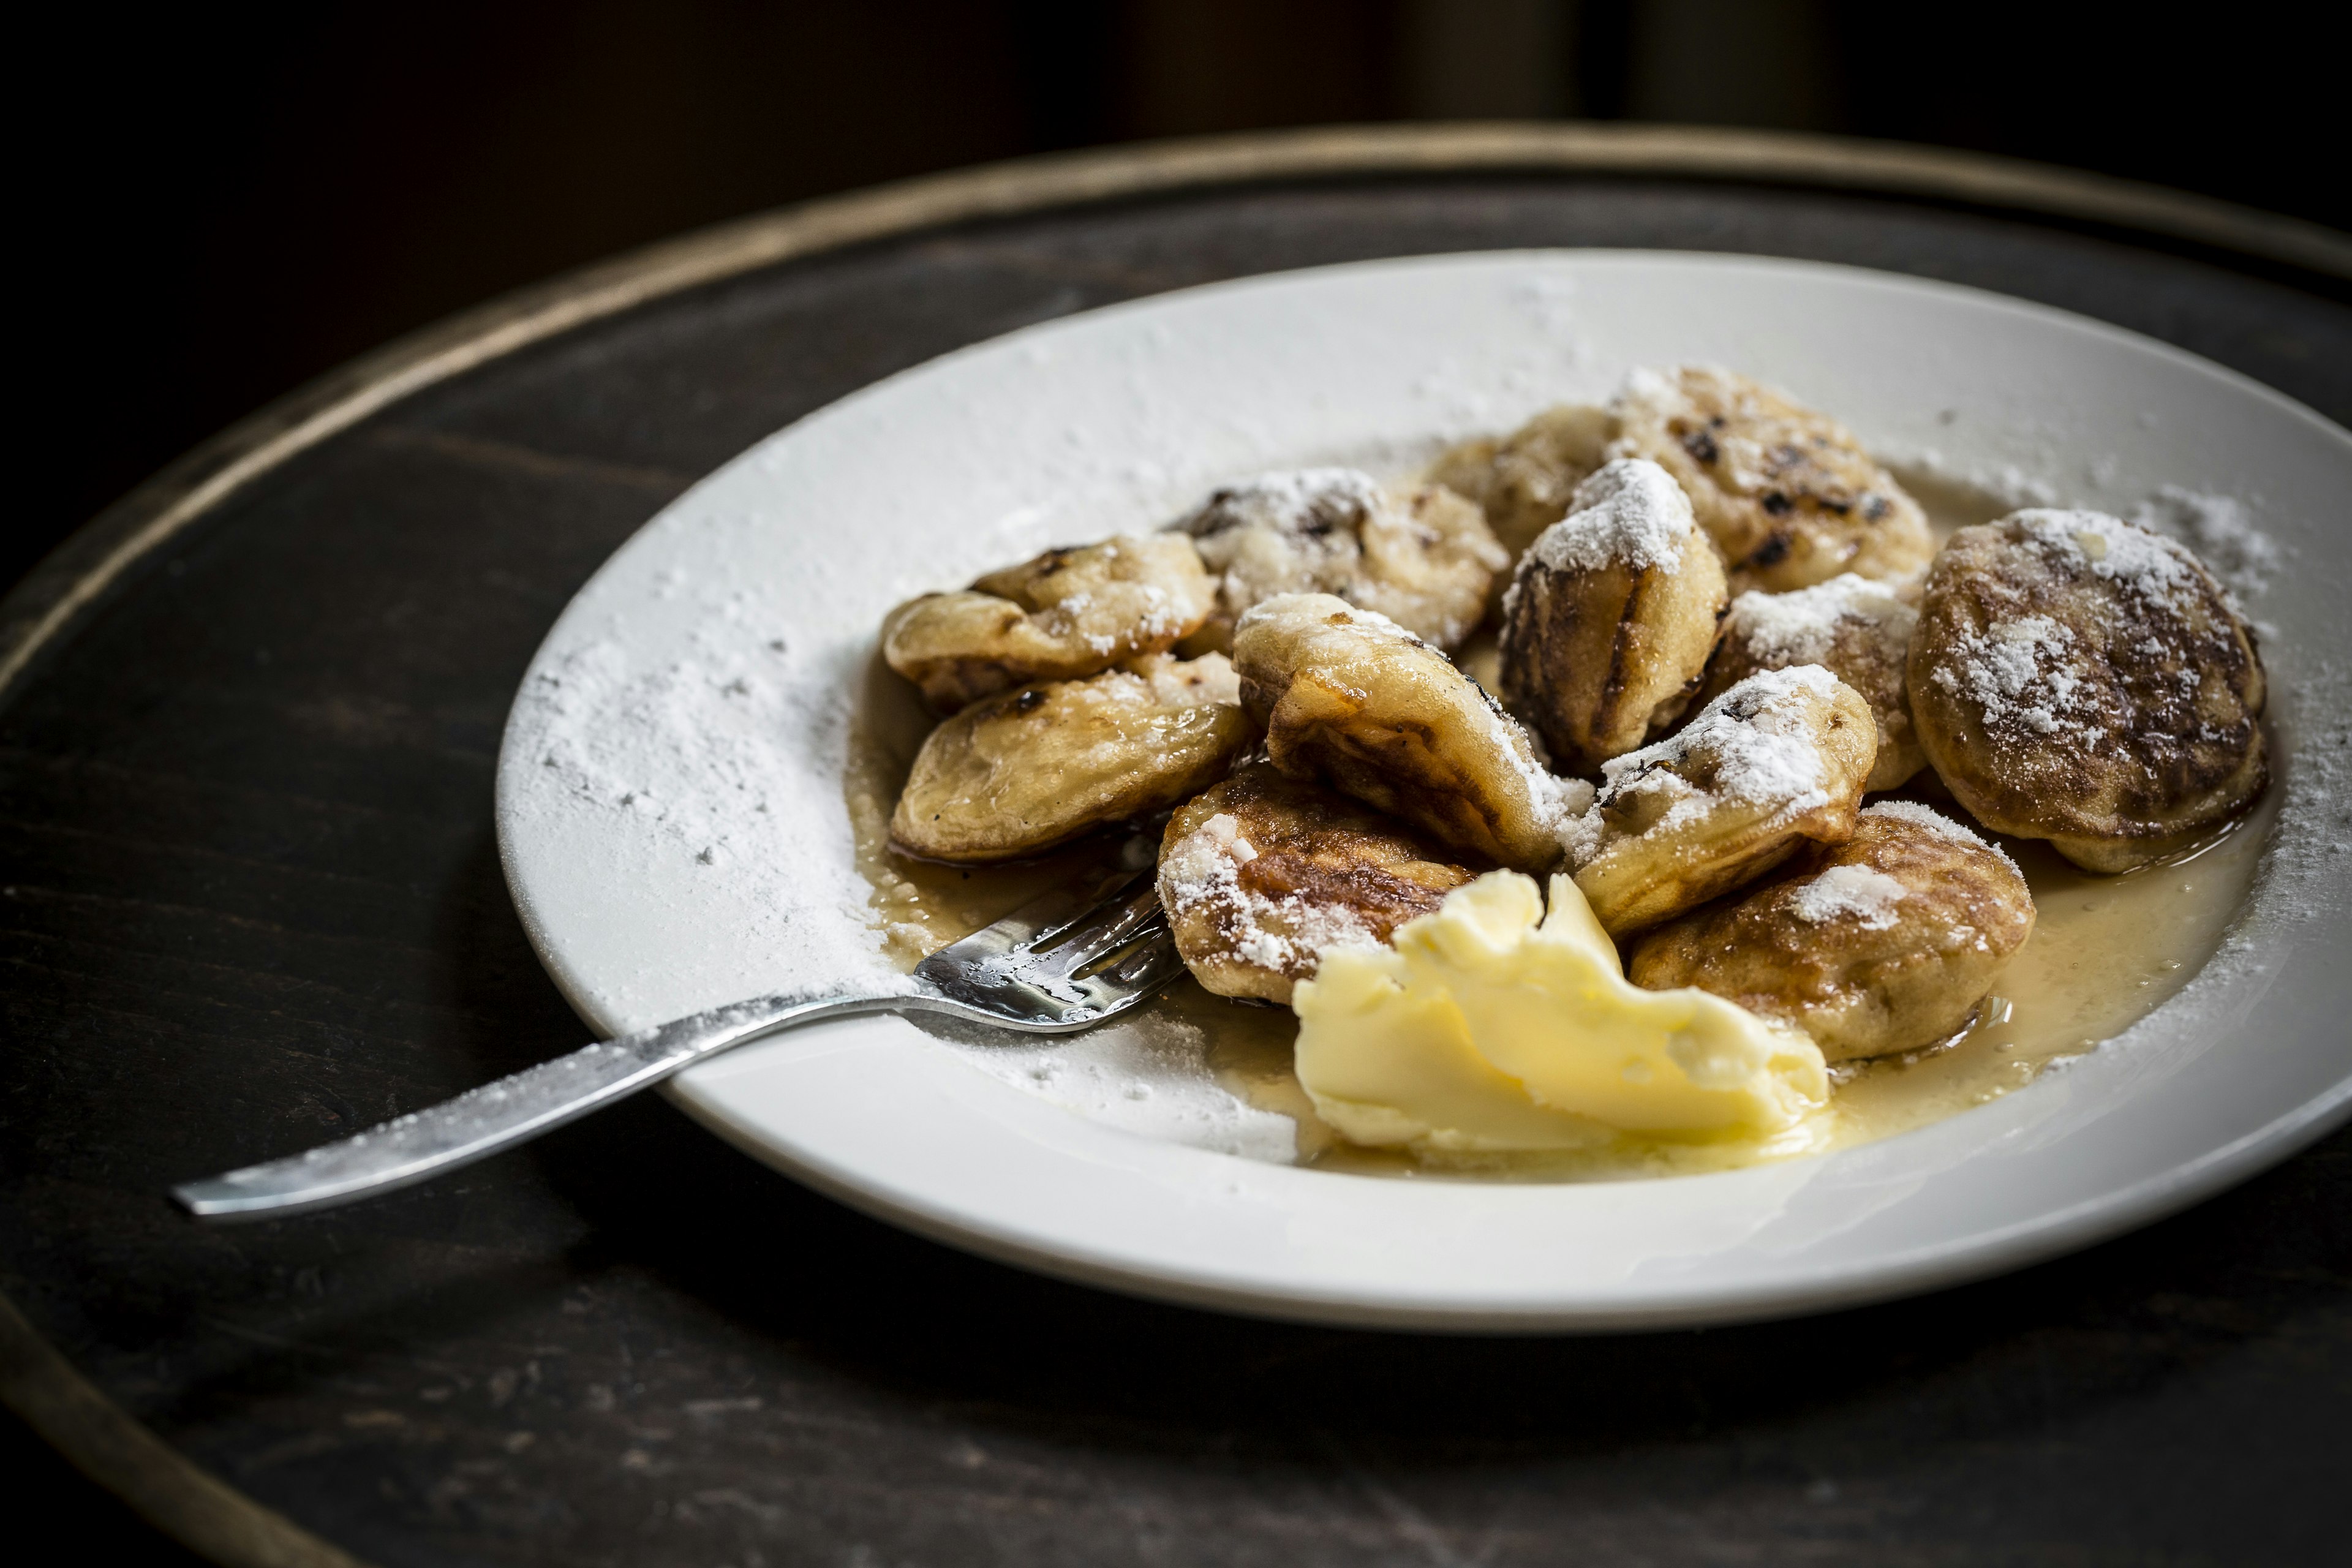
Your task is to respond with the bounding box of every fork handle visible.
[172,988,905,1221]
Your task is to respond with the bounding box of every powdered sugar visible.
[1564,665,1843,867]
[1862,799,2018,872]
[1159,811,1251,886]
[1889,448,2062,508]
[1183,467,1385,535]
[1158,811,1382,974]
[1616,364,1678,406]
[1526,457,1695,574]
[2130,486,2282,596]
[1528,752,1598,827]
[1483,676,1599,839]
[1180,470,1381,595]
[1055,576,1185,649]
[2010,509,2198,604]
[2264,659,2352,919]
[1929,612,2086,737]
[1237,592,1419,645]
[1790,864,1909,929]
[1634,663,1842,809]
[1724,573,1915,668]
[917,1005,1300,1162]
[505,607,916,1022]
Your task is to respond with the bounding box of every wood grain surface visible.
[3,154,2349,1566]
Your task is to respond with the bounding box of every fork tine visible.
[910,854,1183,1030]
[965,880,1113,953]
[1103,922,1186,989]
[1029,876,1165,974]
[912,856,1156,988]
[922,831,1158,959]
[1068,907,1175,981]
[914,873,1119,971]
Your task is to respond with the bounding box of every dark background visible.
[11,2,2344,1560]
[22,0,2349,601]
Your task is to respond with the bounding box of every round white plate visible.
[496,251,2352,1330]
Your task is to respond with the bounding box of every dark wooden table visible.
[6,129,2350,1567]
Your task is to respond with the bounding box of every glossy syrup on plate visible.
[842,467,2273,1180]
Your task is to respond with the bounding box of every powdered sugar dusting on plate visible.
[914,1006,1301,1163]
[2130,486,2283,597]
[505,608,916,1022]
[1887,448,2064,510]
[2261,659,2352,921]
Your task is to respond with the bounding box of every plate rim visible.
[665,1060,2352,1332]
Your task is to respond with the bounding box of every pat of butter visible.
[1294,871,1827,1152]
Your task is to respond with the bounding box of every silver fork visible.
[172,853,1183,1221]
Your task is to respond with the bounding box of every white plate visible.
[496,252,2352,1330]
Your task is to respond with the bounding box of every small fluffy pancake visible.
[1628,800,2035,1060]
[1907,509,2267,872]
[1177,469,1504,653]
[1564,665,1877,934]
[1608,366,1934,594]
[1233,594,1590,872]
[882,534,1215,710]
[891,653,1253,862]
[1498,458,1729,774]
[1701,573,1923,791]
[1159,764,1479,1003]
